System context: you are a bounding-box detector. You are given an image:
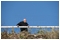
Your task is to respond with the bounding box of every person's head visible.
[23,18,27,23]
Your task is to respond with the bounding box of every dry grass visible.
[1,28,59,39]
[37,28,59,39]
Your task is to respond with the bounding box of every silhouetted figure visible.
[17,18,28,32]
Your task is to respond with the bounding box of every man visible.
[17,18,28,32]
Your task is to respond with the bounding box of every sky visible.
[1,1,59,26]
[1,1,59,34]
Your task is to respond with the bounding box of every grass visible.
[37,28,59,39]
[1,28,59,39]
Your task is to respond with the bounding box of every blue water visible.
[1,28,59,34]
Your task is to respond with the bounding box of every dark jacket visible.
[17,21,28,26]
[17,21,28,31]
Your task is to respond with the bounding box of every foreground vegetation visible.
[1,28,59,39]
